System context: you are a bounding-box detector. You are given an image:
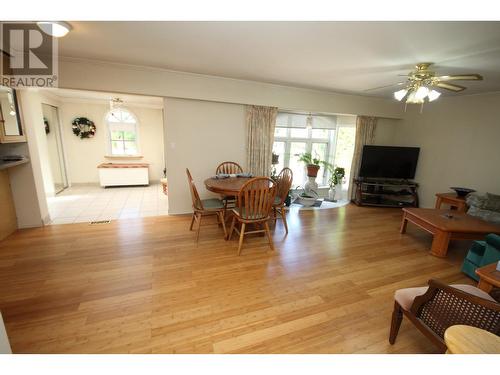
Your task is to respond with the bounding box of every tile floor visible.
[47,183,168,225]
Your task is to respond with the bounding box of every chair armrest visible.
[486,233,500,250]
[410,279,500,338]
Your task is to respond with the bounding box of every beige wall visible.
[374,118,400,145]
[58,101,165,183]
[59,58,403,119]
[17,90,52,225]
[393,92,500,208]
[164,98,246,214]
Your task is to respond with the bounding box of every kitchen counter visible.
[0,158,29,170]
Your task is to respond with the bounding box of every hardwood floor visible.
[0,204,474,353]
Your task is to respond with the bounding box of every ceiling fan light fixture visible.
[394,89,408,101]
[427,89,441,102]
[406,90,424,104]
[414,86,430,100]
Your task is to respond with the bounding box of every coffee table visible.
[475,262,500,293]
[400,208,500,257]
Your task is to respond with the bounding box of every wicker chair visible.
[272,167,293,234]
[389,279,500,352]
[228,177,277,255]
[186,168,227,242]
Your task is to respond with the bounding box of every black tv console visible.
[353,178,419,208]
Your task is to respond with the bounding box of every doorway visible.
[42,104,68,194]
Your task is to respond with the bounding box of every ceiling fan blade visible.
[436,74,483,81]
[364,82,405,92]
[435,82,467,92]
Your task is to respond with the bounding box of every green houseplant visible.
[329,166,345,187]
[296,152,332,178]
[327,166,346,201]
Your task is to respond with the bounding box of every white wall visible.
[59,58,403,119]
[374,118,401,145]
[164,98,246,214]
[17,90,53,225]
[393,92,500,208]
[58,101,165,183]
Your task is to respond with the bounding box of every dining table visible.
[204,176,253,196]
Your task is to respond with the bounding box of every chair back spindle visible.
[186,168,204,211]
[237,177,276,220]
[275,167,293,205]
[216,161,243,175]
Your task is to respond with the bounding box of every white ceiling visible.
[58,21,500,97]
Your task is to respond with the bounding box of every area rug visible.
[288,199,349,211]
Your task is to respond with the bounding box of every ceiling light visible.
[394,89,408,101]
[306,113,313,130]
[427,89,441,102]
[414,86,430,100]
[406,90,424,104]
[37,21,72,38]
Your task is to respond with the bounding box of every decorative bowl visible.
[296,195,317,207]
[450,187,476,197]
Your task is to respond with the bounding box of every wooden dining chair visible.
[272,167,293,234]
[186,168,227,242]
[215,161,244,210]
[228,177,277,255]
[215,161,243,175]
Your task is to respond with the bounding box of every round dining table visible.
[204,176,253,196]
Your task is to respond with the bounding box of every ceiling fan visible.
[366,62,483,108]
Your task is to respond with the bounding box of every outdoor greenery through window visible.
[106,108,139,156]
[272,112,356,189]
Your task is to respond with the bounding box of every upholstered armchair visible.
[389,279,500,352]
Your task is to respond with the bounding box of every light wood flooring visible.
[0,204,474,353]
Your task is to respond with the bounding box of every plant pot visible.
[285,195,292,207]
[334,183,343,201]
[328,187,335,200]
[306,164,320,177]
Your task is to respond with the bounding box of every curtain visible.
[349,116,378,200]
[246,105,278,176]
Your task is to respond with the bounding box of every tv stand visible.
[353,178,419,208]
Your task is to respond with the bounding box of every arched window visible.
[106,108,139,156]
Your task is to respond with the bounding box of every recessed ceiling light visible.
[36,21,72,38]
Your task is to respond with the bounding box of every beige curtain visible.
[246,105,278,176]
[349,116,378,200]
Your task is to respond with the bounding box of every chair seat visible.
[201,198,225,210]
[232,207,269,221]
[395,284,496,311]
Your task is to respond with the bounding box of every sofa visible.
[466,192,500,224]
[461,233,500,281]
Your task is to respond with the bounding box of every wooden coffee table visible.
[400,208,500,257]
[475,262,500,293]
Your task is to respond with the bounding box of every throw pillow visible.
[485,192,500,212]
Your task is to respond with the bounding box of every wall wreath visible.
[72,117,96,139]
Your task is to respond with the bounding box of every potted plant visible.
[296,152,332,195]
[327,166,345,201]
[297,152,323,178]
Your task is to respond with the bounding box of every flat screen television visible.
[359,145,420,179]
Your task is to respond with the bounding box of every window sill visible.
[105,155,143,159]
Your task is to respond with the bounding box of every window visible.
[106,108,139,156]
[272,112,356,188]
